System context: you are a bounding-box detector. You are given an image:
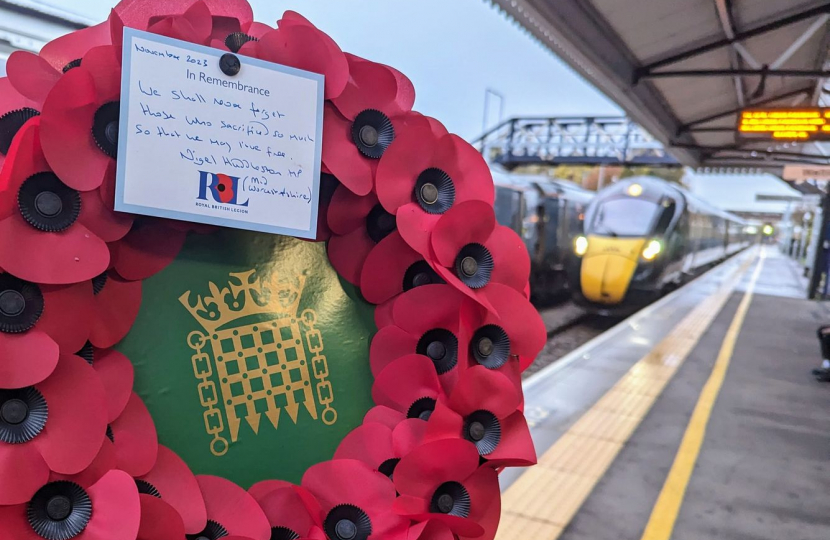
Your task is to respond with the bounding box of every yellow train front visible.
[569,176,749,314]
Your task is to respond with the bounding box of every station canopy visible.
[487,0,830,168]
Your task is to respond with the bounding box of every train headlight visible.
[642,239,662,261]
[574,236,589,256]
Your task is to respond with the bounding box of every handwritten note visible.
[115,28,324,238]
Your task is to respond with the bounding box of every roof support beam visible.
[642,68,830,79]
[713,0,747,107]
[634,4,830,81]
[770,14,830,69]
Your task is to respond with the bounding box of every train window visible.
[587,197,661,237]
[494,187,521,231]
[653,199,676,236]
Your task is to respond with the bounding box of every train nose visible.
[579,237,645,304]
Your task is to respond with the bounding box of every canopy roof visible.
[488,0,830,168]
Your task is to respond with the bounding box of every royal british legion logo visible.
[179,269,336,457]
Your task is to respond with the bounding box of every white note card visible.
[115,28,324,238]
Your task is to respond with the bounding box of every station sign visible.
[782,165,830,182]
[737,108,830,141]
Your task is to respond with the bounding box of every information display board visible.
[738,108,830,141]
[115,28,324,238]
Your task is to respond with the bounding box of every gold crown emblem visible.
[179,270,305,334]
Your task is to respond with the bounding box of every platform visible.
[498,246,830,540]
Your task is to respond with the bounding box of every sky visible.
[27,0,620,139]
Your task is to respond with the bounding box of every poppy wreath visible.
[0,1,547,539]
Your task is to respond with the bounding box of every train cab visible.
[571,176,748,313]
[571,177,683,310]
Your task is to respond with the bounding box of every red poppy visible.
[39,17,118,74]
[138,494,186,540]
[327,185,398,285]
[148,0,213,44]
[109,219,188,281]
[335,419,426,479]
[408,520,456,540]
[245,11,349,101]
[393,439,500,539]
[370,285,468,392]
[80,346,134,423]
[0,353,106,505]
[249,480,326,540]
[115,0,253,39]
[462,283,546,373]
[0,469,140,540]
[429,201,529,311]
[51,434,117,489]
[359,231,445,306]
[363,405,407,430]
[371,355,446,423]
[88,270,143,348]
[0,274,95,388]
[321,55,415,196]
[136,445,207,534]
[303,459,409,540]
[0,78,41,173]
[424,366,535,467]
[375,116,494,256]
[107,392,159,477]
[39,45,121,192]
[193,475,271,540]
[0,119,111,285]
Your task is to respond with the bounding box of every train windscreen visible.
[588,197,661,237]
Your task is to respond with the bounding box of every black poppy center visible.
[187,520,229,540]
[359,125,379,147]
[62,59,82,73]
[46,496,72,521]
[0,289,25,317]
[225,32,258,53]
[429,482,471,518]
[325,504,371,540]
[402,261,444,292]
[92,101,120,159]
[366,205,396,243]
[35,192,62,218]
[454,243,494,289]
[417,329,458,374]
[106,425,114,443]
[1,398,27,425]
[460,256,478,277]
[463,410,501,455]
[76,341,95,364]
[0,107,40,156]
[414,168,455,214]
[407,396,436,421]
[92,272,108,296]
[378,457,400,479]
[18,172,82,233]
[27,481,92,540]
[471,324,511,370]
[271,526,301,540]
[0,387,47,444]
[0,274,43,334]
[135,479,161,498]
[350,109,394,159]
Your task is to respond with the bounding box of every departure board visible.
[738,108,830,141]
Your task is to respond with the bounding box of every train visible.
[569,176,751,314]
[491,167,594,304]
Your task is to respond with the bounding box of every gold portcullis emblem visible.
[180,270,336,456]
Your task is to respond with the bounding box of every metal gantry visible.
[473,116,681,168]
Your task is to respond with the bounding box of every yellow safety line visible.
[639,250,766,540]
[495,250,759,540]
